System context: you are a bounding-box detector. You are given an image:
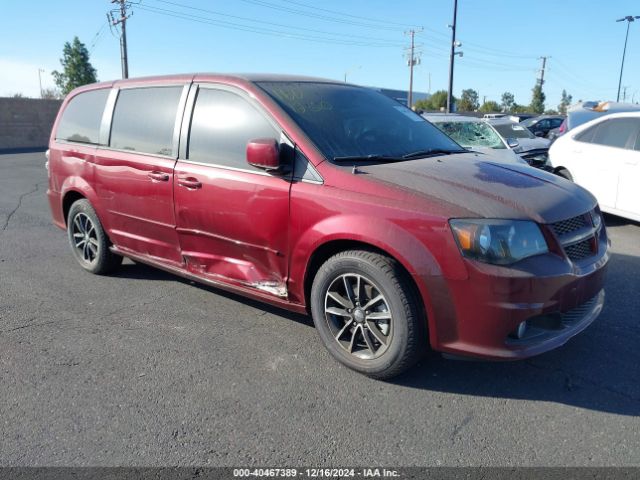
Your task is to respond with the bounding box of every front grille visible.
[548,212,597,262]
[564,239,593,261]
[561,294,599,324]
[550,214,588,237]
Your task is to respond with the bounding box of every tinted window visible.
[188,88,278,169]
[550,118,563,128]
[591,119,640,149]
[56,89,109,144]
[110,86,182,156]
[575,124,599,143]
[258,82,463,161]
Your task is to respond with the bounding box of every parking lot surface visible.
[1,152,639,466]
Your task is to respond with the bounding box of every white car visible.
[549,111,640,222]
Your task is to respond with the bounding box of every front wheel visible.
[67,199,122,275]
[310,250,425,379]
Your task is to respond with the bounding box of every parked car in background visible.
[486,119,552,170]
[548,101,640,142]
[508,113,538,123]
[549,111,640,222]
[47,73,609,379]
[521,115,565,138]
[423,114,526,165]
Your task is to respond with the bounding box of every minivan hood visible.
[359,153,596,224]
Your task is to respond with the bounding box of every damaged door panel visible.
[173,85,292,296]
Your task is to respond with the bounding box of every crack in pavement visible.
[0,181,45,234]
[525,359,640,404]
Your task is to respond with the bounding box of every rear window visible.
[110,86,183,156]
[55,89,110,145]
[492,123,535,139]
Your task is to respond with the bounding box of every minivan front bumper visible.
[425,235,610,360]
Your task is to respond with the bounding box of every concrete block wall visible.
[0,97,62,150]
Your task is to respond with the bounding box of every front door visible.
[173,85,291,296]
[615,119,640,217]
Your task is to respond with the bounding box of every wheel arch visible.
[302,238,428,333]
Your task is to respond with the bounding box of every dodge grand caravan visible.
[47,74,609,379]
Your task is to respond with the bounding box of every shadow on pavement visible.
[112,249,639,416]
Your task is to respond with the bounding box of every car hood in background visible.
[359,153,595,224]
[467,147,527,165]
[512,137,551,153]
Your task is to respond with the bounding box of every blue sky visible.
[2,0,639,109]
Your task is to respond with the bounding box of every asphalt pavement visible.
[1,152,639,467]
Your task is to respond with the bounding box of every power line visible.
[278,0,421,29]
[136,4,405,47]
[147,0,405,45]
[233,0,406,32]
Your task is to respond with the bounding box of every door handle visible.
[148,171,170,182]
[177,177,202,189]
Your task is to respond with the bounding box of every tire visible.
[67,199,122,275]
[310,250,425,379]
[556,168,573,181]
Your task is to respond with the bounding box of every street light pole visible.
[38,68,44,98]
[616,15,640,102]
[446,0,459,113]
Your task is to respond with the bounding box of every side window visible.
[110,86,183,156]
[188,88,279,170]
[575,124,598,143]
[590,118,640,149]
[551,118,563,128]
[55,89,110,145]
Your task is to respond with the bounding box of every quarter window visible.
[110,86,183,156]
[55,89,110,145]
[188,88,279,170]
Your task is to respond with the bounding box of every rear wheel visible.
[67,199,122,275]
[310,250,425,379]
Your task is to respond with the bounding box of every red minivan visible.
[47,74,609,379]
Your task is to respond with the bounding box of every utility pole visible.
[446,0,462,113]
[538,56,550,86]
[38,68,44,98]
[109,0,132,79]
[404,28,422,108]
[616,16,639,102]
[622,85,629,102]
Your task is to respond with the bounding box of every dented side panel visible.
[173,162,291,294]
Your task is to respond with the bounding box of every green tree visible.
[530,83,546,114]
[52,36,97,95]
[414,90,451,111]
[501,92,515,112]
[510,103,529,114]
[457,88,479,111]
[558,89,573,115]
[479,100,501,113]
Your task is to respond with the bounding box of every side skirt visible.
[110,245,308,315]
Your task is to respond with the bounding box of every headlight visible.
[449,219,548,265]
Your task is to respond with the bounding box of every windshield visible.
[432,121,506,149]
[258,82,464,161]
[492,123,536,139]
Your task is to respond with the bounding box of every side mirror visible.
[246,138,281,172]
[534,130,545,137]
[506,137,519,149]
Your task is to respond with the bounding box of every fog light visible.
[514,321,527,339]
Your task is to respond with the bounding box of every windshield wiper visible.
[401,148,465,159]
[332,154,403,163]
